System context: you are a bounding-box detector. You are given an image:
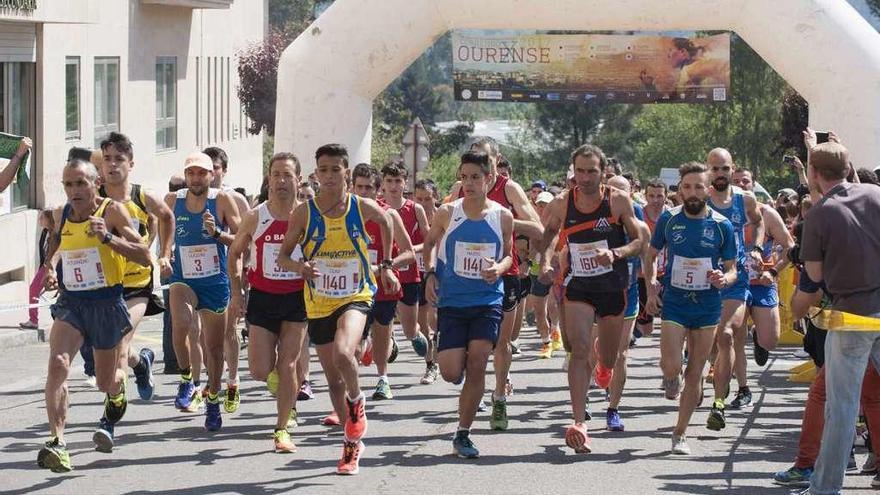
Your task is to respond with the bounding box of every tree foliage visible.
[869,0,880,17]
[237,30,295,136]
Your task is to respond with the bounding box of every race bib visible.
[415,252,425,272]
[454,241,496,280]
[314,258,360,298]
[657,248,668,275]
[180,244,221,279]
[262,243,302,280]
[61,248,106,291]
[368,249,378,266]
[570,240,613,278]
[671,256,712,291]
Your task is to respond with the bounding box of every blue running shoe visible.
[93,417,115,453]
[606,408,625,432]
[175,380,196,410]
[205,397,222,432]
[411,335,428,357]
[134,348,155,401]
[772,466,813,486]
[452,430,479,459]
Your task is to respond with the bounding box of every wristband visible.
[101,232,113,245]
[212,229,221,239]
[380,259,394,270]
[768,267,779,278]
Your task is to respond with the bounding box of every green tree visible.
[631,105,712,178]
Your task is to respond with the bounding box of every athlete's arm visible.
[388,209,415,269]
[760,206,795,285]
[412,202,430,255]
[606,190,644,264]
[211,191,241,246]
[422,204,452,304]
[278,203,309,275]
[360,197,400,293]
[143,189,175,276]
[41,207,64,291]
[228,209,257,311]
[538,192,567,269]
[102,201,152,266]
[709,258,739,289]
[743,192,765,257]
[496,208,515,274]
[505,180,543,240]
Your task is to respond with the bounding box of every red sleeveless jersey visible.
[391,199,422,284]
[367,202,402,301]
[459,174,520,276]
[247,203,304,294]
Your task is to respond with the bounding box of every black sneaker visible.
[707,399,726,431]
[93,417,115,453]
[728,389,753,410]
[104,381,128,424]
[388,338,399,363]
[752,329,769,366]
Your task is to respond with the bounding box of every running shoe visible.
[344,395,368,441]
[175,380,196,410]
[706,364,715,381]
[452,430,480,458]
[477,400,488,413]
[872,472,880,488]
[323,411,341,426]
[388,338,399,363]
[205,395,222,432]
[663,375,681,400]
[360,338,373,366]
[85,373,97,389]
[595,362,613,390]
[526,311,536,327]
[298,380,314,401]
[224,384,240,413]
[420,363,439,385]
[772,466,813,486]
[863,452,877,474]
[707,399,726,431]
[93,417,115,453]
[585,396,592,421]
[266,369,279,396]
[19,320,38,330]
[489,398,508,431]
[671,434,691,455]
[565,422,591,454]
[287,408,299,430]
[372,379,393,401]
[133,348,155,401]
[104,380,128,424]
[728,389,753,410]
[848,449,858,471]
[752,329,769,366]
[337,440,365,475]
[606,408,624,432]
[274,429,297,453]
[538,342,553,359]
[510,339,521,356]
[185,386,204,413]
[505,377,514,397]
[411,335,428,357]
[37,437,72,473]
[550,329,563,351]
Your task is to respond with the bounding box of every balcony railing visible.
[0,0,36,11]
[140,0,233,8]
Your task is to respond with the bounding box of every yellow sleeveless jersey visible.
[101,184,152,288]
[301,194,376,319]
[58,198,126,293]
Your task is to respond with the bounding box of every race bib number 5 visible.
[454,242,496,279]
[61,248,107,291]
[263,243,303,280]
[314,258,360,298]
[180,244,221,279]
[570,240,613,278]
[671,256,712,291]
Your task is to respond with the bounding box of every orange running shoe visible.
[593,340,613,389]
[336,440,365,475]
[360,339,373,367]
[565,422,592,454]
[322,411,341,426]
[273,429,297,453]
[344,395,368,441]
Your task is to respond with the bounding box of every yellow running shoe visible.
[550,329,563,351]
[224,384,240,413]
[266,370,279,396]
[538,342,553,359]
[273,429,297,453]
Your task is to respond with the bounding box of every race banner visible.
[453,31,731,104]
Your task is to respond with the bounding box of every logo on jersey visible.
[730,212,743,225]
[671,224,686,231]
[671,232,686,244]
[702,227,715,241]
[594,217,612,233]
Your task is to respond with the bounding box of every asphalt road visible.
[0,316,874,494]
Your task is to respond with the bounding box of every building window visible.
[0,61,35,213]
[65,57,80,140]
[94,57,119,148]
[155,56,177,152]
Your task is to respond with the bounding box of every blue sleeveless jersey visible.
[169,188,229,287]
[628,203,644,287]
[708,188,747,266]
[436,199,505,308]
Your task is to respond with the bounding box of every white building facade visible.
[0,0,266,302]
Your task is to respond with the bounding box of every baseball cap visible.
[184,152,213,171]
[531,180,547,190]
[535,191,553,204]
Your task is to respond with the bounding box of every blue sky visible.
[848,0,880,29]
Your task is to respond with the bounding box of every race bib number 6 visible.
[61,248,107,291]
[671,256,712,291]
[454,242,496,279]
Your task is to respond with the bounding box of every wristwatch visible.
[750,245,764,255]
[768,267,779,278]
[212,229,222,239]
[380,259,394,270]
[101,232,113,245]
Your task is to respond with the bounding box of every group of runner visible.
[34,132,825,480]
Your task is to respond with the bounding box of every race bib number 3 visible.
[61,248,106,291]
[263,243,302,280]
[671,256,712,291]
[453,242,496,279]
[180,244,221,279]
[314,258,360,298]
[570,240,613,278]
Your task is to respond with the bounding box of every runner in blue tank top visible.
[704,148,765,433]
[164,152,241,432]
[644,161,738,456]
[423,150,514,460]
